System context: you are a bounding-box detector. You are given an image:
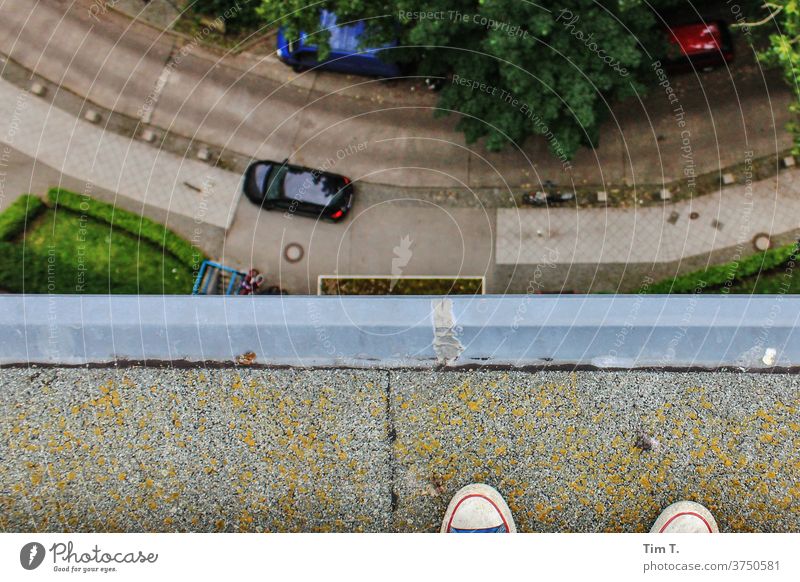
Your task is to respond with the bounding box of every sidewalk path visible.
[0,76,241,231]
[497,175,800,265]
[0,0,793,189]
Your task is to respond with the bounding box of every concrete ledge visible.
[1,295,798,369]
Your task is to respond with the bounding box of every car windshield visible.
[281,167,341,206]
[322,10,364,53]
[296,10,396,55]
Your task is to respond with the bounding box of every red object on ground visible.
[238,269,263,295]
[669,22,723,57]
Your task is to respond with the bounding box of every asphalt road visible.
[0,0,792,189]
[223,196,496,293]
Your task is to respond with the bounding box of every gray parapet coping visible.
[0,295,798,369]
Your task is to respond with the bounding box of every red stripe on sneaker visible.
[446,494,510,533]
[658,511,713,533]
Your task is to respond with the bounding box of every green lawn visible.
[0,206,195,294]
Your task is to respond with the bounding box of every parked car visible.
[664,20,733,72]
[277,10,401,77]
[243,160,354,222]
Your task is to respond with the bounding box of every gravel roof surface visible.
[1,368,391,532]
[2,367,799,532]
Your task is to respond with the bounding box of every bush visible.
[190,0,260,34]
[645,242,799,294]
[320,277,484,295]
[47,188,204,267]
[0,195,45,241]
[0,242,28,291]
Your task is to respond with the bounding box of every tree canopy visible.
[747,1,800,150]
[257,1,668,158]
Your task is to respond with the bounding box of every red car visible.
[665,20,733,72]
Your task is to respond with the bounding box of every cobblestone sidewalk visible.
[0,77,241,230]
[497,175,800,265]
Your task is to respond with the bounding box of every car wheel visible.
[292,64,308,73]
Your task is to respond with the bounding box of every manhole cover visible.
[689,212,699,220]
[753,233,771,251]
[284,243,304,263]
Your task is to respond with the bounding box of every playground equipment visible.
[192,261,248,295]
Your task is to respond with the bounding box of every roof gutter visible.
[0,295,798,370]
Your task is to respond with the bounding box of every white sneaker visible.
[650,501,719,533]
[441,483,517,533]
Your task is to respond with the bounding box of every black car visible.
[243,160,354,222]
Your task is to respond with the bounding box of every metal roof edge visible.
[1,294,797,369]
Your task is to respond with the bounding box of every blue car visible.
[276,10,401,78]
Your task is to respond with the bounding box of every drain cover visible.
[284,243,304,263]
[753,233,771,251]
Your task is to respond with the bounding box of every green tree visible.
[744,1,800,151]
[190,0,261,33]
[257,1,666,158]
